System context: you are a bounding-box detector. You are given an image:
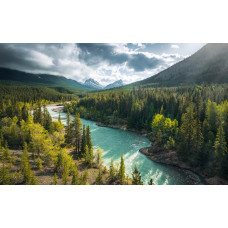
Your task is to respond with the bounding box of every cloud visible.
[0,43,196,86]
[171,44,179,49]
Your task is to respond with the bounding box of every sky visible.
[0,43,205,86]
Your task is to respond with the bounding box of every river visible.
[47,105,203,185]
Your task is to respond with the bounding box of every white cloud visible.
[171,45,179,49]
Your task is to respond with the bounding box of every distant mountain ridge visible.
[0,67,92,91]
[84,78,103,89]
[133,43,228,87]
[104,79,124,89]
[84,78,124,90]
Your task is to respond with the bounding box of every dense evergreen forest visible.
[64,84,228,180]
[0,86,146,185]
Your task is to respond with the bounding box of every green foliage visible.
[95,168,103,185]
[118,154,125,185]
[95,148,103,167]
[148,178,154,185]
[36,157,43,171]
[53,173,58,185]
[84,145,94,167]
[132,166,143,185]
[71,166,79,185]
[108,159,115,182]
[164,136,175,150]
[73,113,82,157]
[80,168,88,185]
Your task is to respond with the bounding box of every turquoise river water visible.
[47,105,203,185]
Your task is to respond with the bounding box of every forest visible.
[63,84,228,180]
[0,86,146,185]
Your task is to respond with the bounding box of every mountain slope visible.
[104,80,124,89]
[134,43,228,87]
[0,67,92,91]
[84,78,103,89]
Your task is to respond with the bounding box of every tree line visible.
[64,84,228,180]
[0,94,148,185]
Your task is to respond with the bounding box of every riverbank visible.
[96,122,148,135]
[50,105,217,184]
[139,139,228,185]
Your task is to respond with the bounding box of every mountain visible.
[84,78,103,89]
[134,43,228,87]
[104,80,124,89]
[0,67,92,91]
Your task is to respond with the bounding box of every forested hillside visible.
[0,67,92,91]
[132,44,228,87]
[64,85,228,180]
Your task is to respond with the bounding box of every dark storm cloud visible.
[127,53,162,72]
[77,43,165,72]
[77,43,128,65]
[0,43,54,72]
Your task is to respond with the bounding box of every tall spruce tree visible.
[109,159,115,182]
[118,154,125,185]
[81,125,86,154]
[132,165,143,185]
[71,166,79,185]
[73,113,82,157]
[95,167,103,185]
[66,110,73,144]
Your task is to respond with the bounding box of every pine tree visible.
[73,113,82,157]
[95,148,103,167]
[81,125,86,154]
[43,107,52,132]
[66,110,73,144]
[178,106,195,161]
[53,173,58,185]
[58,112,61,123]
[3,141,12,163]
[148,178,154,185]
[0,158,11,185]
[62,165,69,185]
[118,154,125,185]
[71,166,79,185]
[214,124,227,170]
[80,168,88,185]
[86,126,93,150]
[95,168,103,185]
[84,145,93,167]
[21,143,38,185]
[132,165,143,185]
[109,159,115,182]
[36,157,43,171]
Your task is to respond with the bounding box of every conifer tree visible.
[132,165,143,185]
[84,145,93,167]
[148,178,154,185]
[58,112,61,123]
[109,159,115,182]
[95,168,103,185]
[81,125,86,154]
[214,124,227,169]
[21,143,38,185]
[118,154,125,185]
[36,157,43,171]
[66,110,73,144]
[71,166,79,185]
[80,168,88,185]
[86,126,93,150]
[53,173,58,185]
[62,165,69,185]
[73,113,82,157]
